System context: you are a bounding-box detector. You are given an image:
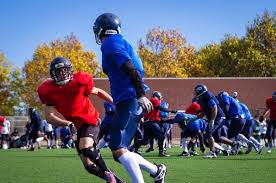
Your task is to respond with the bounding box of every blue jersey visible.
[174,112,198,124]
[197,91,225,120]
[187,118,206,133]
[220,95,245,119]
[30,111,42,131]
[160,101,169,118]
[101,34,148,104]
[239,102,253,120]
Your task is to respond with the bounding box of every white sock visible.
[274,139,276,147]
[237,134,250,144]
[118,151,144,183]
[181,138,188,152]
[131,152,158,175]
[47,139,51,147]
[96,138,107,150]
[214,143,225,151]
[249,137,261,147]
[55,140,59,146]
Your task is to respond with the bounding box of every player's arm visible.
[121,60,152,113]
[158,106,177,113]
[44,105,71,127]
[210,105,218,121]
[121,60,145,98]
[263,107,270,118]
[91,87,113,104]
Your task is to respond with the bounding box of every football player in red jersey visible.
[263,91,276,153]
[37,57,124,183]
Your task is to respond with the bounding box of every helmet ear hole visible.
[93,13,121,44]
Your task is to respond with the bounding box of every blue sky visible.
[0,0,275,68]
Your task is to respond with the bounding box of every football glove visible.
[138,96,153,114]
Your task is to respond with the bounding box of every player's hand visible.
[138,96,153,113]
[208,120,214,130]
[67,121,74,130]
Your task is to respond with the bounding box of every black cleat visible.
[151,164,167,183]
[145,147,154,153]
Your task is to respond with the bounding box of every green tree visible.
[138,27,202,77]
[198,11,276,77]
[245,10,276,76]
[0,53,24,115]
[23,34,102,110]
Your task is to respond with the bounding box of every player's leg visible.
[245,119,263,153]
[110,99,166,183]
[179,130,190,156]
[77,125,117,182]
[152,123,167,157]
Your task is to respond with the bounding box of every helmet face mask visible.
[50,57,73,85]
[152,91,162,100]
[93,13,121,45]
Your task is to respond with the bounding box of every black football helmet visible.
[152,91,162,100]
[194,84,208,98]
[93,13,121,44]
[50,57,73,85]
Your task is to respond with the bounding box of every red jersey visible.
[37,72,99,129]
[144,97,161,121]
[185,102,201,115]
[266,97,276,120]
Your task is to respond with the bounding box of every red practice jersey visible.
[37,72,99,129]
[145,97,161,121]
[266,97,276,120]
[185,102,201,115]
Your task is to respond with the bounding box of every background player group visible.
[34,13,275,183]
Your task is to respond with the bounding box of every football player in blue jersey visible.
[217,92,256,153]
[193,84,226,158]
[93,13,166,183]
[174,112,206,156]
[239,102,263,154]
[160,99,173,150]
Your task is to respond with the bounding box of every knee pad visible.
[80,147,99,161]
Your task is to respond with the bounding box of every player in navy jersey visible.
[193,84,226,158]
[27,108,43,151]
[93,13,166,183]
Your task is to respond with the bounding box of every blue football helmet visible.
[217,91,229,102]
[93,13,121,44]
[194,84,208,98]
[152,91,162,100]
[50,57,73,85]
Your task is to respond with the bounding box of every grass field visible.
[0,147,276,183]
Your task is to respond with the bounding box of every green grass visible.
[0,147,276,183]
